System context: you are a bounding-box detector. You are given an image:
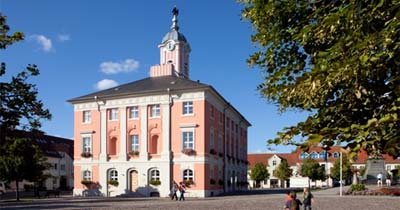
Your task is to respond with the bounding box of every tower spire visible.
[171,6,179,31]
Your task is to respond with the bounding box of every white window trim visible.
[181,128,195,150]
[128,106,139,120]
[109,108,119,121]
[183,168,194,181]
[109,169,118,181]
[82,110,91,124]
[82,169,92,181]
[150,104,161,118]
[81,134,92,153]
[130,135,139,152]
[149,168,160,181]
[182,101,194,116]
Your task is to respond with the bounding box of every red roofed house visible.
[248,146,400,188]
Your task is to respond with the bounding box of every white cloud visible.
[95,79,119,90]
[30,34,53,52]
[57,34,70,42]
[100,58,140,74]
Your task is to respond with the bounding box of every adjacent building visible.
[248,146,400,188]
[3,131,74,191]
[68,8,250,197]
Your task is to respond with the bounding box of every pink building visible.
[68,8,250,197]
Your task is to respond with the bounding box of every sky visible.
[1,0,308,154]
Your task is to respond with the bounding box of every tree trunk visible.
[15,180,20,201]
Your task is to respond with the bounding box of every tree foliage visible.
[0,13,52,201]
[240,0,400,158]
[250,162,270,184]
[273,159,293,182]
[300,158,326,182]
[330,153,353,181]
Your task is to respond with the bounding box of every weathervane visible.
[171,6,179,31]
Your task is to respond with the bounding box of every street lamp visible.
[340,151,343,196]
[323,144,329,187]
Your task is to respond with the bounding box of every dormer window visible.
[310,152,319,159]
[300,152,308,159]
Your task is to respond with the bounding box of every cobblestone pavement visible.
[1,193,399,210]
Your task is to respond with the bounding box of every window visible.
[83,170,91,181]
[300,152,308,159]
[61,164,65,171]
[272,160,277,166]
[149,169,160,181]
[210,106,214,118]
[129,106,139,119]
[82,137,91,153]
[109,108,118,120]
[183,169,194,181]
[182,131,194,149]
[218,135,223,153]
[83,111,91,123]
[183,101,193,115]
[151,104,160,117]
[130,135,139,152]
[210,129,214,149]
[387,165,391,171]
[320,150,327,159]
[54,163,58,170]
[109,169,118,181]
[210,167,214,180]
[333,152,339,158]
[311,152,319,159]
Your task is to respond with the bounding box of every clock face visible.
[166,41,175,51]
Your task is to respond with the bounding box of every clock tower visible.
[150,6,191,78]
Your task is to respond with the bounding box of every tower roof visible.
[161,6,188,43]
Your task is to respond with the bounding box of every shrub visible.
[129,150,139,156]
[81,152,92,158]
[182,148,196,156]
[349,184,365,193]
[81,180,93,187]
[108,180,119,187]
[184,180,194,187]
[149,180,161,186]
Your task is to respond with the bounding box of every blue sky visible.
[1,0,308,153]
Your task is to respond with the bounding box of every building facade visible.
[68,8,250,197]
[248,146,400,188]
[3,131,74,191]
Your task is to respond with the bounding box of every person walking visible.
[303,187,314,210]
[170,182,178,201]
[178,182,186,201]
[284,191,302,210]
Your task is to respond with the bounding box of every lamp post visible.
[340,151,343,197]
[323,145,329,187]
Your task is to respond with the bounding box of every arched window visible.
[300,152,308,159]
[311,152,319,159]
[82,170,91,181]
[183,169,194,181]
[109,169,118,181]
[149,169,160,181]
[333,152,339,158]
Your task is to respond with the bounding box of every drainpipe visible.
[167,88,173,189]
[222,103,230,193]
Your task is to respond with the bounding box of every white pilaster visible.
[99,109,108,162]
[119,107,127,161]
[140,105,148,160]
[161,103,171,159]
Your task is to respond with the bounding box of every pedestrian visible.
[178,181,186,201]
[377,172,383,187]
[284,191,302,210]
[170,181,178,201]
[386,174,391,187]
[303,187,314,210]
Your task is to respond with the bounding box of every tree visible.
[250,162,269,188]
[300,158,325,187]
[330,153,352,182]
[0,13,52,201]
[273,159,292,188]
[240,0,400,159]
[0,137,51,200]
